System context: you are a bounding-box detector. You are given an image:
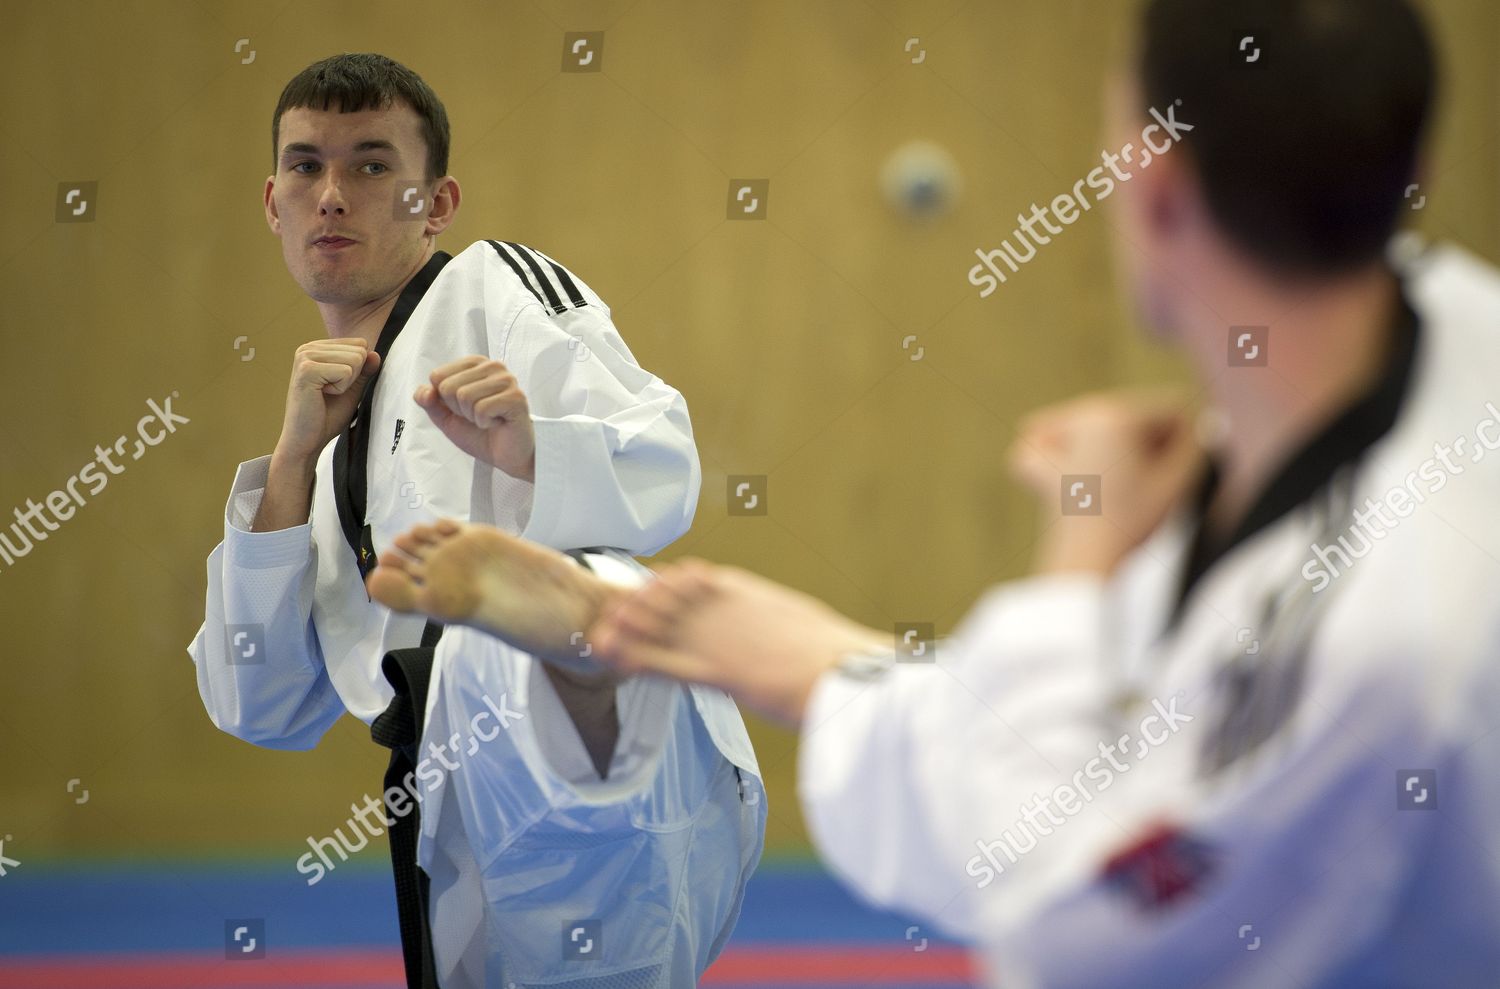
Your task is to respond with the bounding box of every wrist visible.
[514,450,536,483]
[1035,519,1127,576]
[268,446,319,486]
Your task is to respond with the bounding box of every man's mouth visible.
[314,236,355,248]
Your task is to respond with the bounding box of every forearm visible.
[252,449,317,532]
[189,524,343,749]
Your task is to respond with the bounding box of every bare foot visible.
[365,519,629,675]
[589,560,890,726]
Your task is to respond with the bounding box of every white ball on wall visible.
[880,140,962,221]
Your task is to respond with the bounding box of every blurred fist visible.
[1009,389,1205,575]
[416,356,536,481]
[275,337,381,464]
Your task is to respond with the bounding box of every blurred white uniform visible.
[796,239,1500,988]
[186,239,765,987]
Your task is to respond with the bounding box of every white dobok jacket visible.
[187,239,765,988]
[796,238,1500,988]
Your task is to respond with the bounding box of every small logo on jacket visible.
[391,418,406,454]
[1100,822,1215,910]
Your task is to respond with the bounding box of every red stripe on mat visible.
[0,944,977,987]
[0,949,404,988]
[704,945,976,983]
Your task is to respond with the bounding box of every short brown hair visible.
[271,53,450,184]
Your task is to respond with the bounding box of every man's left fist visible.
[416,356,536,481]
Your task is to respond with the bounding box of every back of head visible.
[1139,0,1437,280]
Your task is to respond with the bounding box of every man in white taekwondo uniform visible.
[378,2,1500,986]
[185,54,764,989]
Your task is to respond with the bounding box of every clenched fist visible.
[1008,389,1206,576]
[274,337,382,464]
[253,337,381,532]
[417,356,536,481]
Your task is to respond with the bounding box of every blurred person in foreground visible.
[367,1,1500,985]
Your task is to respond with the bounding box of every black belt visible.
[370,620,444,989]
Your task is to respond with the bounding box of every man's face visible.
[1102,69,1175,341]
[265,100,436,307]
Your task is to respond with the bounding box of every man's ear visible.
[1140,149,1190,241]
[425,176,461,236]
[264,176,280,234]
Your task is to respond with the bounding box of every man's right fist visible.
[274,337,382,464]
[1008,388,1205,576]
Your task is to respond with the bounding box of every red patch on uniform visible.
[1100,821,1215,910]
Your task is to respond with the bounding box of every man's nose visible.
[317,175,347,214]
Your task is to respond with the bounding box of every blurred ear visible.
[1137,147,1194,245]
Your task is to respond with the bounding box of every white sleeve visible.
[797,574,1441,988]
[797,574,1123,942]
[493,302,701,555]
[186,455,346,749]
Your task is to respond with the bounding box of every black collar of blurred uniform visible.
[1167,273,1422,630]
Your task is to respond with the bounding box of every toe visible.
[391,529,428,559]
[366,565,420,613]
[408,524,443,547]
[376,549,424,582]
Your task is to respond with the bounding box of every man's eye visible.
[290,161,316,174]
[363,162,388,174]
